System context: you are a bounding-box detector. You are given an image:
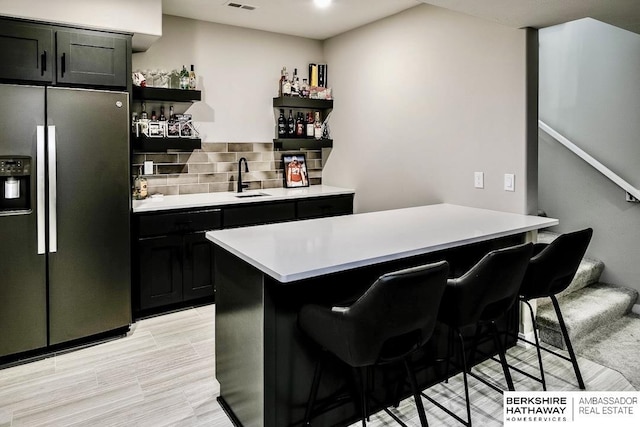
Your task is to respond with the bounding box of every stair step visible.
[537,282,639,350]
[537,257,604,305]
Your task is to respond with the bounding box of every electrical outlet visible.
[474,172,484,189]
[504,173,515,192]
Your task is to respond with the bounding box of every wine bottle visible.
[188,65,196,90]
[277,109,287,138]
[287,109,295,137]
[292,68,299,97]
[313,111,322,140]
[306,112,314,138]
[296,113,304,136]
[279,66,286,97]
[180,65,189,89]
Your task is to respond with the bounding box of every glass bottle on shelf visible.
[277,109,287,138]
[188,65,196,90]
[179,65,189,90]
[282,69,292,97]
[313,111,322,140]
[306,112,314,138]
[300,79,309,98]
[287,109,295,137]
[296,112,304,137]
[291,68,299,97]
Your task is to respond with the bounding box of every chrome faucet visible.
[237,157,249,193]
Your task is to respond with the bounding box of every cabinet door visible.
[223,201,296,228]
[0,19,53,83]
[183,232,216,301]
[56,29,127,88]
[138,235,183,310]
[297,195,354,220]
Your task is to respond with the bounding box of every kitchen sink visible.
[235,192,271,198]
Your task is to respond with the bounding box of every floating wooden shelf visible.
[133,87,202,102]
[273,138,333,150]
[272,97,333,109]
[133,136,201,152]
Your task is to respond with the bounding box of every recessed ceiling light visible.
[314,0,332,8]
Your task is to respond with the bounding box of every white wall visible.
[322,4,534,214]
[539,18,640,292]
[132,15,324,143]
[0,0,162,50]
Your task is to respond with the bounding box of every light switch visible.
[474,172,484,189]
[504,173,515,192]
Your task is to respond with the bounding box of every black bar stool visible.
[422,243,533,427]
[514,228,593,391]
[298,261,450,427]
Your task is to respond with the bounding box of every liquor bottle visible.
[188,65,196,90]
[282,69,292,97]
[131,112,138,135]
[306,112,314,137]
[296,113,304,137]
[300,78,309,98]
[287,109,295,137]
[292,68,299,97]
[167,105,178,137]
[279,66,287,97]
[151,110,157,121]
[140,102,148,120]
[179,65,189,89]
[159,106,167,137]
[313,111,322,140]
[277,109,287,138]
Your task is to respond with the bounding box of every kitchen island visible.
[206,204,558,427]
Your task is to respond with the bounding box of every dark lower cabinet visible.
[138,232,216,311]
[135,209,222,315]
[133,194,354,317]
[138,235,183,310]
[183,232,217,301]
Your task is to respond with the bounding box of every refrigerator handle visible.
[37,126,46,255]
[48,125,58,253]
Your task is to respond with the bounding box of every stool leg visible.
[489,321,514,391]
[351,367,368,426]
[455,328,473,427]
[551,295,585,390]
[523,299,546,391]
[304,352,325,425]
[403,358,429,427]
[444,325,454,383]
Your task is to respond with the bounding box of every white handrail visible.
[539,120,640,201]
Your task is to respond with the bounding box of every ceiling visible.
[161,0,640,39]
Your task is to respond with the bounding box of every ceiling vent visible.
[225,1,258,11]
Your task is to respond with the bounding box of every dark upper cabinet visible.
[0,17,129,89]
[0,19,53,83]
[56,30,127,88]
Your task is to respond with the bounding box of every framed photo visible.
[282,153,309,188]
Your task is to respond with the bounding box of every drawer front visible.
[223,201,296,228]
[297,195,354,220]
[137,209,222,237]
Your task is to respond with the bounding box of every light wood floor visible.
[0,304,634,427]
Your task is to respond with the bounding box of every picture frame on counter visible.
[282,153,309,188]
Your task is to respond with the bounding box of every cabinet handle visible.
[60,52,66,78]
[41,50,47,75]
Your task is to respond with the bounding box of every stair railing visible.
[539,120,640,201]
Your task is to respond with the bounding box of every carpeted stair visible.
[535,231,639,351]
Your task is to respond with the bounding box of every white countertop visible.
[206,203,559,283]
[132,185,355,213]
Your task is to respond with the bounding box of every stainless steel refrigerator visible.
[0,84,131,358]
